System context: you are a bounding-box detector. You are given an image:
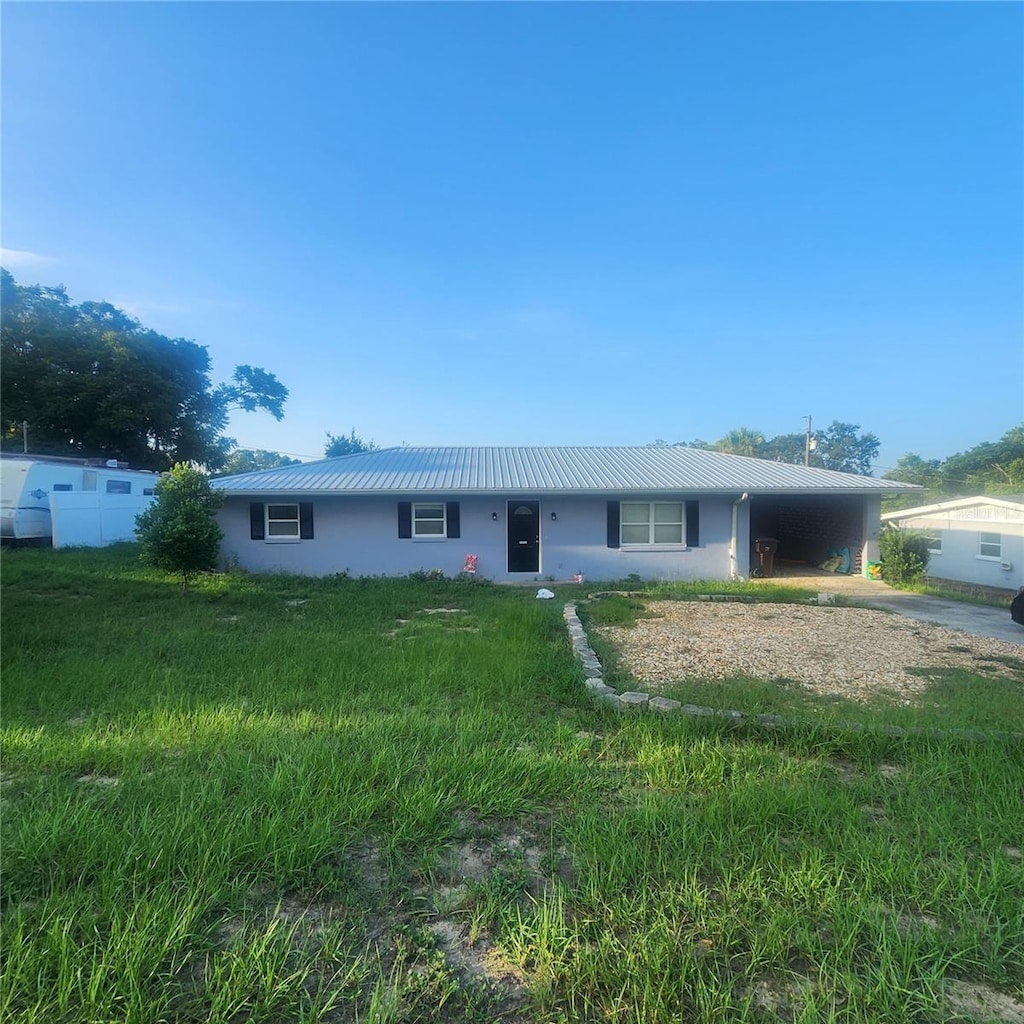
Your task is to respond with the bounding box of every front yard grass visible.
[1,545,1022,1023]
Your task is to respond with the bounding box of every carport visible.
[748,493,875,576]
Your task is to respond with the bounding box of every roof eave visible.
[882,495,1024,519]
[215,484,917,498]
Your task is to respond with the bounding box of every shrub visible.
[135,464,223,592]
[878,526,932,587]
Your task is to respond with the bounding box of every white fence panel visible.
[50,492,156,549]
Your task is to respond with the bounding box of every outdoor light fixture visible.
[492,512,498,521]
[550,512,558,521]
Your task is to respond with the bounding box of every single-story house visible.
[881,495,1024,591]
[211,446,919,582]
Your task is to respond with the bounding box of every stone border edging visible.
[563,600,780,723]
[563,599,1021,741]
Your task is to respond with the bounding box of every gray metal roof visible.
[211,446,921,496]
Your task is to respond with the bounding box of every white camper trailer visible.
[0,454,161,546]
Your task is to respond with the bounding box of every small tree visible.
[878,526,932,587]
[136,464,224,592]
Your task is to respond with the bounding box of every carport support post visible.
[861,494,882,577]
[730,492,751,580]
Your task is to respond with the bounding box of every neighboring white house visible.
[881,496,1024,591]
[0,454,160,548]
[211,446,920,582]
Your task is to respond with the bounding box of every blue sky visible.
[3,2,1022,472]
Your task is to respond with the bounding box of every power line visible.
[228,441,322,462]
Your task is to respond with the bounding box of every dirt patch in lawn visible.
[593,601,1024,703]
[945,980,1024,1023]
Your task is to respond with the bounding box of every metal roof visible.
[882,494,1024,521]
[211,446,921,496]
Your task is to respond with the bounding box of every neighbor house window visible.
[620,502,684,546]
[413,503,446,537]
[267,503,300,539]
[978,532,1001,559]
[105,479,131,494]
[53,483,73,492]
[143,488,155,496]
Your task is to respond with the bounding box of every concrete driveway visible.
[765,571,1024,646]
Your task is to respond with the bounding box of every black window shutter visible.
[606,501,620,548]
[250,503,265,540]
[446,502,460,539]
[299,502,314,540]
[686,501,700,547]
[398,502,412,538]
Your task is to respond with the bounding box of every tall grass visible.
[2,545,1022,1022]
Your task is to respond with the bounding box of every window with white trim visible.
[106,479,131,494]
[267,503,300,539]
[620,502,684,546]
[927,534,942,555]
[413,502,446,537]
[978,532,1001,559]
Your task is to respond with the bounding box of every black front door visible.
[507,500,540,573]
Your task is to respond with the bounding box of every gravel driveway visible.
[593,601,1024,704]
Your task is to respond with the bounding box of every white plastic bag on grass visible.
[536,588,555,599]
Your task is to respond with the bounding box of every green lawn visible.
[2,545,1022,1023]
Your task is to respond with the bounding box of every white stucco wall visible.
[861,494,883,576]
[217,494,739,581]
[890,504,1024,590]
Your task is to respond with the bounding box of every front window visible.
[267,503,300,539]
[413,503,446,537]
[978,532,1001,559]
[621,502,684,546]
[105,479,131,494]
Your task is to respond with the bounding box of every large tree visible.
[939,425,1024,494]
[761,432,807,465]
[812,421,880,475]
[0,269,287,470]
[683,421,880,474]
[218,448,301,475]
[883,425,1024,508]
[324,429,377,458]
[883,454,943,490]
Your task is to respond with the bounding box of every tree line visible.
[660,423,1024,506]
[881,426,1024,508]
[4,269,1019,496]
[657,422,880,476]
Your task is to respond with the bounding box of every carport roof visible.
[211,446,922,496]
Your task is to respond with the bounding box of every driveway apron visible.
[764,571,1024,647]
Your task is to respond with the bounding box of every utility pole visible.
[804,415,812,466]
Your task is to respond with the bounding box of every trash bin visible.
[754,537,780,578]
